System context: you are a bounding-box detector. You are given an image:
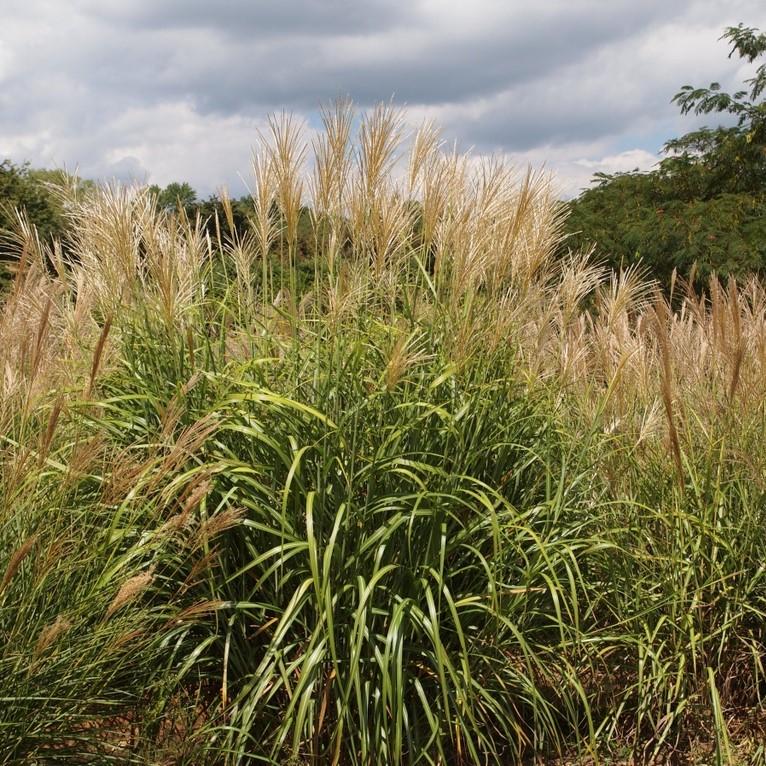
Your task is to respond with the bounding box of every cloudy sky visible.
[1,0,765,198]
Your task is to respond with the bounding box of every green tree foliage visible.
[147,180,198,214]
[0,160,77,294]
[0,161,69,242]
[564,24,766,285]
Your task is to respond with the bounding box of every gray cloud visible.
[1,0,765,196]
[58,0,685,112]
[103,155,148,184]
[88,0,408,38]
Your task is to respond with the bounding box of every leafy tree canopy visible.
[0,160,88,292]
[147,181,198,213]
[563,24,766,286]
[0,160,70,243]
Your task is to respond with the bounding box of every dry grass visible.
[3,102,760,457]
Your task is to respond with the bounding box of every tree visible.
[148,181,197,214]
[0,160,78,294]
[0,160,69,242]
[563,24,766,285]
[672,24,766,148]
